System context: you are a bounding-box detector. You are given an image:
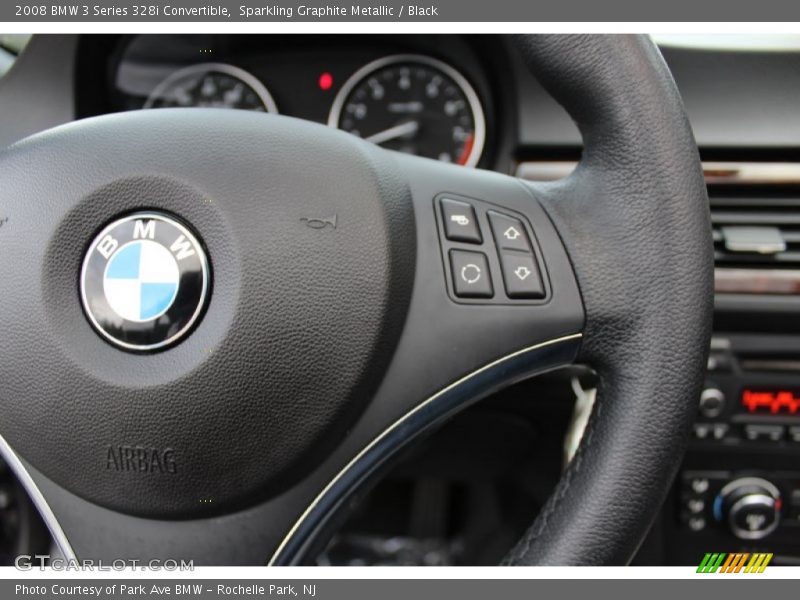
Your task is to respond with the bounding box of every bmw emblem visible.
[80,212,210,351]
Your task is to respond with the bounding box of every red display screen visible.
[742,389,800,414]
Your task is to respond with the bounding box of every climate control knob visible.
[715,477,781,540]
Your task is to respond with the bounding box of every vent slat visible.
[711,212,800,226]
[710,197,800,209]
[782,232,800,243]
[714,252,800,265]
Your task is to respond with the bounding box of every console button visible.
[441,199,482,243]
[498,252,544,299]
[707,351,733,372]
[718,478,781,540]
[688,498,705,514]
[712,423,729,440]
[744,424,785,442]
[693,423,711,440]
[688,516,706,532]
[699,388,725,418]
[449,250,493,298]
[689,477,710,495]
[789,426,800,443]
[488,211,531,252]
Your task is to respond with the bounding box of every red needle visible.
[456,133,475,165]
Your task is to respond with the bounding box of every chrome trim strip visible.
[740,358,800,372]
[0,433,76,560]
[702,162,800,185]
[715,268,800,295]
[516,160,800,185]
[268,333,582,565]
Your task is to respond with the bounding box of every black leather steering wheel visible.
[0,34,712,565]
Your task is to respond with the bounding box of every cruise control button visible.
[498,252,544,299]
[441,198,482,243]
[488,211,531,252]
[449,250,493,298]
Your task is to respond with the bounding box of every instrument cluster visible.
[106,35,497,168]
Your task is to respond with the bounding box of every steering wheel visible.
[0,34,712,565]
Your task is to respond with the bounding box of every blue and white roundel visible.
[103,240,180,322]
[82,211,209,351]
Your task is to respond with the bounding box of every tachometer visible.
[328,55,485,167]
[144,63,278,113]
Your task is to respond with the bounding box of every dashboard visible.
[2,33,800,566]
[75,35,510,170]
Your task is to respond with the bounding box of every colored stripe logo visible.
[697,552,773,573]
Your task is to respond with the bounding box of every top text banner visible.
[4,0,800,22]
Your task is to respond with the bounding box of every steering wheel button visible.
[449,250,493,298]
[488,211,531,252]
[440,198,482,243]
[498,252,544,299]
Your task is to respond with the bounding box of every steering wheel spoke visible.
[269,154,586,563]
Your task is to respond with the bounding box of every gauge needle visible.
[365,121,420,145]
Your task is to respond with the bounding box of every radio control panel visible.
[664,335,800,565]
[692,340,800,447]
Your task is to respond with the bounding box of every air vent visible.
[711,188,800,267]
[514,160,800,296]
[710,183,800,295]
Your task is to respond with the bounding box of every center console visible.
[666,335,800,565]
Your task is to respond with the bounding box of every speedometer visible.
[144,63,278,113]
[328,55,486,167]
